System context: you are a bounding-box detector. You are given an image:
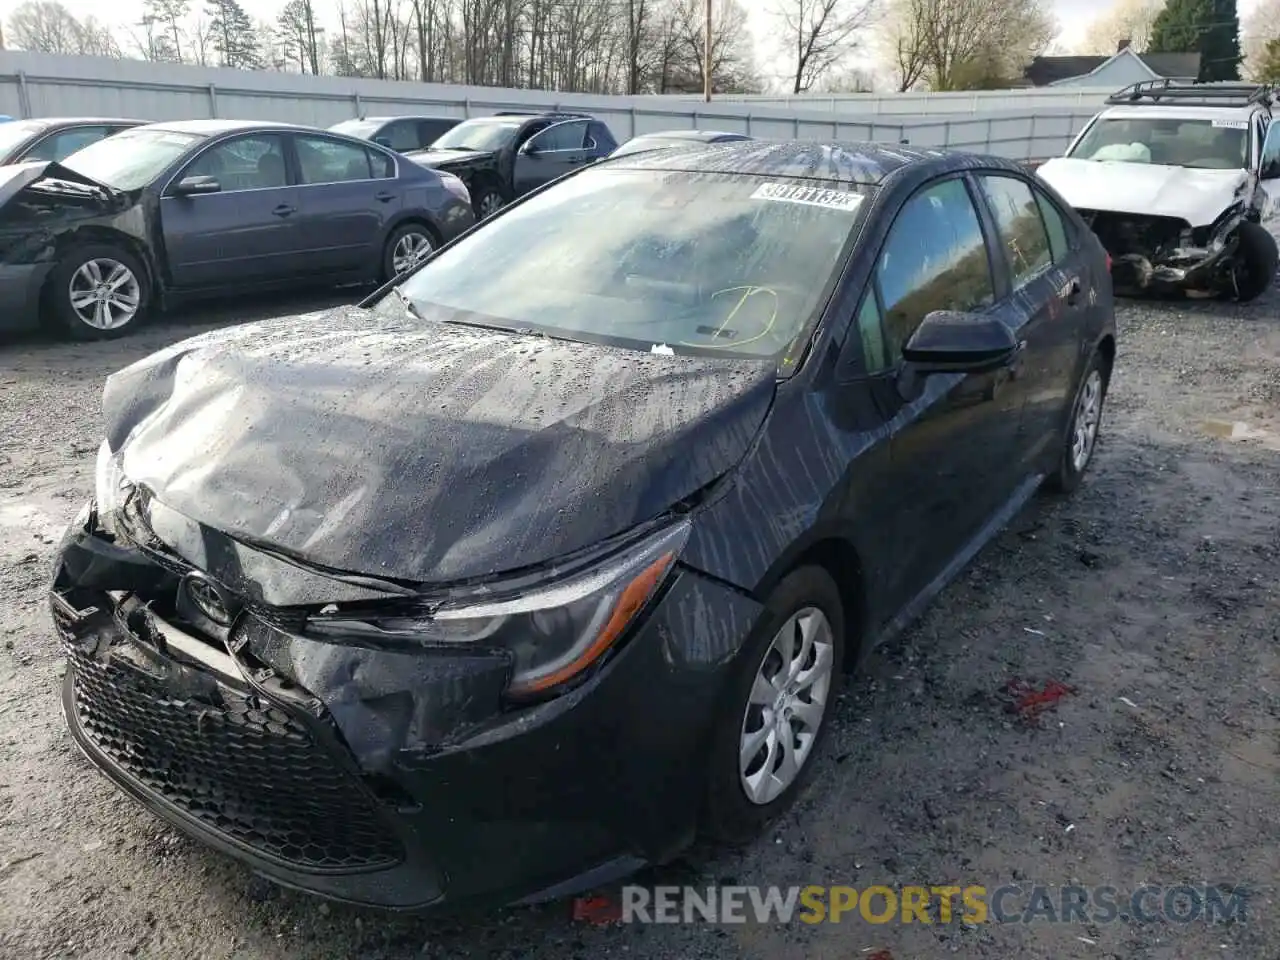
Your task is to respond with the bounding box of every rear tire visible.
[1229,221,1278,302]
[47,243,149,341]
[382,223,435,281]
[704,566,845,845]
[1044,349,1109,495]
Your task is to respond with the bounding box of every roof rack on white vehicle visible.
[1105,79,1275,108]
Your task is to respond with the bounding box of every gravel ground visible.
[1,280,1278,960]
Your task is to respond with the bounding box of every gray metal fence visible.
[0,51,1095,160]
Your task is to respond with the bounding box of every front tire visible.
[48,244,148,341]
[704,566,845,844]
[1045,349,1109,494]
[472,183,506,219]
[1229,221,1278,302]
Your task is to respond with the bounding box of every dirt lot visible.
[1,281,1278,960]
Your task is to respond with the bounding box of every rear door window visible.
[295,134,373,184]
[875,177,996,354]
[25,125,112,162]
[977,174,1053,289]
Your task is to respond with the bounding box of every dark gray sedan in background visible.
[0,117,145,165]
[329,115,462,153]
[0,119,475,340]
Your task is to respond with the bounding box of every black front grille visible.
[56,604,404,873]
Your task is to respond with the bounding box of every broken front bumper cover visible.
[51,500,763,910]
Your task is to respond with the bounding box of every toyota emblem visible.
[183,573,232,626]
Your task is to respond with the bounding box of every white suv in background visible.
[1037,81,1280,301]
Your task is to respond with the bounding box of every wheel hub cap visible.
[738,607,835,806]
[69,258,140,331]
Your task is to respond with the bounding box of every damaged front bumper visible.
[51,501,763,910]
[1081,206,1246,296]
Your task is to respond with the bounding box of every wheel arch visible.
[385,213,443,247]
[42,227,160,317]
[751,529,870,671]
[1096,332,1116,379]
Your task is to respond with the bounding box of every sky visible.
[0,0,1266,89]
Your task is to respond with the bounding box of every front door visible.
[846,176,1026,623]
[1259,120,1280,229]
[513,119,592,196]
[290,133,400,276]
[161,133,302,289]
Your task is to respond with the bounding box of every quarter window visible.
[856,292,891,374]
[296,135,373,184]
[875,178,995,354]
[978,175,1052,288]
[184,135,287,191]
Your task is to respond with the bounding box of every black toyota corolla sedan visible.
[0,119,474,341]
[51,141,1115,911]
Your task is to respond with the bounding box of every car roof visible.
[23,116,144,128]
[140,119,316,136]
[634,130,750,141]
[344,115,458,123]
[604,139,1024,186]
[1098,104,1261,121]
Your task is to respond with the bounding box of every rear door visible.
[289,133,401,276]
[513,119,591,195]
[972,172,1086,472]
[160,133,301,288]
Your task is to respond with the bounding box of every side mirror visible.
[519,140,540,156]
[172,175,221,196]
[901,310,1019,375]
[1261,157,1280,180]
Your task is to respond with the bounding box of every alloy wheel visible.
[68,258,141,331]
[391,231,433,275]
[738,606,835,806]
[478,192,505,218]
[1071,369,1103,473]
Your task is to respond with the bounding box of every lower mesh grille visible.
[58,606,404,873]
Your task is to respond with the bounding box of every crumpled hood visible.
[1037,157,1248,227]
[102,308,776,585]
[0,158,113,208]
[405,148,493,169]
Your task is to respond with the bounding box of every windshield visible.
[329,119,381,140]
[1068,116,1249,169]
[393,168,867,370]
[62,128,202,190]
[430,118,523,152]
[0,120,46,158]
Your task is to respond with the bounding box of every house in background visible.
[1020,41,1201,89]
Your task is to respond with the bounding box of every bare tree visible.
[878,0,1052,91]
[770,0,876,94]
[277,0,325,73]
[1077,0,1163,55]
[189,15,213,64]
[142,0,190,61]
[76,16,122,57]
[1242,0,1280,79]
[8,0,85,53]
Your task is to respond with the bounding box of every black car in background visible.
[0,117,144,165]
[609,129,754,158]
[404,111,618,218]
[0,119,474,341]
[53,141,1115,910]
[328,115,462,153]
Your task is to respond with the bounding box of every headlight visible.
[307,518,691,697]
[93,439,132,535]
[437,171,470,204]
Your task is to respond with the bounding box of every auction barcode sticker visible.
[1212,119,1249,129]
[750,182,863,211]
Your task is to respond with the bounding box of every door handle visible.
[272,203,295,218]
[1060,277,1082,306]
[374,191,395,202]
